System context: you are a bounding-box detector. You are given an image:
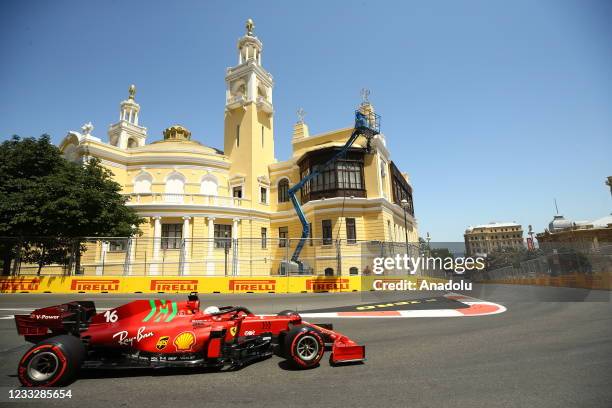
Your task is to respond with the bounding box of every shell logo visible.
[173,331,196,351]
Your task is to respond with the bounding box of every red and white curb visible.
[300,293,507,318]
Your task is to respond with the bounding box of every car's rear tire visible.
[283,325,324,369]
[18,335,86,387]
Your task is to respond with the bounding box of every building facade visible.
[59,20,418,276]
[537,214,612,251]
[464,222,523,256]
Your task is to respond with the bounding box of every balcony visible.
[226,95,247,110]
[256,96,273,113]
[124,193,249,208]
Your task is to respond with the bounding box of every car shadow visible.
[79,366,225,380]
[276,359,364,371]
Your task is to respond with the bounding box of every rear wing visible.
[15,301,96,340]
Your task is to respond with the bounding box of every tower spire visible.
[107,84,147,148]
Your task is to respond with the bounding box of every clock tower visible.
[224,19,275,208]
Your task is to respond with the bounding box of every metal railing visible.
[124,193,249,207]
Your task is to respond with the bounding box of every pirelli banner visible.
[0,276,365,294]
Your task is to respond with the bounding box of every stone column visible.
[248,71,257,102]
[232,218,240,276]
[207,217,215,275]
[151,216,161,275]
[124,237,136,276]
[181,216,191,275]
[96,241,109,276]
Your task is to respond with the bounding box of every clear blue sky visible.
[1,0,611,241]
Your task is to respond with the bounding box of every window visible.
[322,219,332,245]
[164,172,185,203]
[108,239,127,252]
[279,227,288,248]
[324,267,334,276]
[133,172,152,194]
[390,161,414,216]
[200,175,218,196]
[298,147,366,203]
[161,224,182,249]
[349,267,359,276]
[261,227,267,249]
[337,161,363,189]
[278,179,289,203]
[346,218,356,244]
[214,224,232,249]
[236,125,240,147]
[233,186,242,198]
[260,187,267,204]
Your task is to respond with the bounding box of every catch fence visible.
[1,237,439,277]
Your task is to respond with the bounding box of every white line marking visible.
[301,293,507,318]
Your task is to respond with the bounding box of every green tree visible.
[486,246,542,270]
[430,248,453,259]
[0,135,143,275]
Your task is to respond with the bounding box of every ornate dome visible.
[549,215,572,232]
[163,125,191,141]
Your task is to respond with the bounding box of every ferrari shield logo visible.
[229,327,237,337]
[155,336,170,350]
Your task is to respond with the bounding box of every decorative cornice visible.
[225,61,273,87]
[82,143,231,169]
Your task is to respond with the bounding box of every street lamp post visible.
[401,199,410,256]
[606,176,612,201]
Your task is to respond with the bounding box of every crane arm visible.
[286,110,380,272]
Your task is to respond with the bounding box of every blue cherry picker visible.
[281,107,381,274]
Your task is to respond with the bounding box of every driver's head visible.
[203,306,220,315]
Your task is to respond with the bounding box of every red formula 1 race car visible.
[14,293,365,387]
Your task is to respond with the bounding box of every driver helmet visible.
[204,306,220,315]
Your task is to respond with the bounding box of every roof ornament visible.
[296,107,305,124]
[81,122,94,136]
[128,84,136,100]
[246,18,255,36]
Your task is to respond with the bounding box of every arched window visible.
[200,175,218,196]
[324,267,334,277]
[165,172,185,203]
[133,172,152,194]
[278,178,289,203]
[349,267,358,275]
[127,138,138,148]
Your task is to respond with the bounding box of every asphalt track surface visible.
[0,284,610,408]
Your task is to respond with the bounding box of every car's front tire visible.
[283,325,324,369]
[18,335,86,387]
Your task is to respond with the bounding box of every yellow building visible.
[464,222,523,256]
[59,20,417,277]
